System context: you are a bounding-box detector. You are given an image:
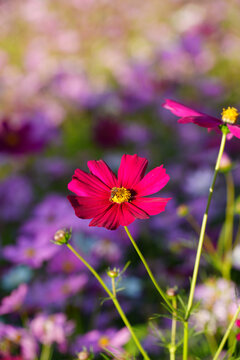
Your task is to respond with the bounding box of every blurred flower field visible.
[1,0,240,359]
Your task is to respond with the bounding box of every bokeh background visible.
[1,0,240,359]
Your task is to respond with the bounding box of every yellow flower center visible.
[98,336,110,348]
[110,187,131,204]
[25,248,35,257]
[221,107,239,124]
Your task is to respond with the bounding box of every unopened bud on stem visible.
[77,350,91,360]
[52,228,72,245]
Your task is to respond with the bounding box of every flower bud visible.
[167,287,177,297]
[219,153,232,173]
[107,268,119,278]
[77,350,91,360]
[52,228,72,245]
[177,204,189,217]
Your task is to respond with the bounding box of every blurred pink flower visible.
[0,323,37,360]
[30,313,74,351]
[0,283,28,315]
[73,327,130,354]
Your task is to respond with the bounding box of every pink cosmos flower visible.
[68,154,170,230]
[236,319,240,340]
[73,327,130,354]
[30,313,74,351]
[0,283,28,315]
[162,99,240,139]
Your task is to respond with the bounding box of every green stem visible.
[222,172,234,279]
[182,132,227,359]
[205,332,218,356]
[213,304,240,360]
[39,344,52,360]
[124,226,173,311]
[169,297,177,360]
[66,244,150,360]
[185,131,227,320]
[186,213,215,254]
[111,277,116,298]
[183,322,188,360]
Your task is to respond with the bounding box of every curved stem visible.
[213,304,240,360]
[185,132,227,320]
[66,244,150,360]
[124,226,173,311]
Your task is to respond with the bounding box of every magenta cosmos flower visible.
[236,319,240,341]
[68,154,170,230]
[162,99,240,139]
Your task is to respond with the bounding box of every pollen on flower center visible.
[110,187,131,204]
[98,336,110,348]
[221,107,239,124]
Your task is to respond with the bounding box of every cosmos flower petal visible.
[68,196,111,219]
[89,205,121,230]
[118,203,138,226]
[126,202,150,219]
[88,160,118,188]
[236,319,240,328]
[227,124,240,139]
[132,197,171,215]
[111,328,131,347]
[178,115,221,128]
[163,99,221,128]
[118,154,148,188]
[68,168,110,197]
[133,165,170,196]
[162,99,204,117]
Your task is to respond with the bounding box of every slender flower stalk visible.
[124,226,173,311]
[169,296,177,360]
[183,322,188,360]
[39,344,52,360]
[213,304,240,360]
[66,243,150,360]
[111,277,117,298]
[183,131,227,358]
[222,172,235,280]
[185,131,227,319]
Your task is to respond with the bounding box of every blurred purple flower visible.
[0,283,28,315]
[3,237,59,268]
[26,274,87,308]
[72,328,130,354]
[21,194,81,243]
[91,238,122,264]
[47,247,85,274]
[122,123,151,145]
[49,71,97,108]
[181,32,203,56]
[34,157,69,179]
[0,175,33,221]
[30,313,74,351]
[0,114,57,155]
